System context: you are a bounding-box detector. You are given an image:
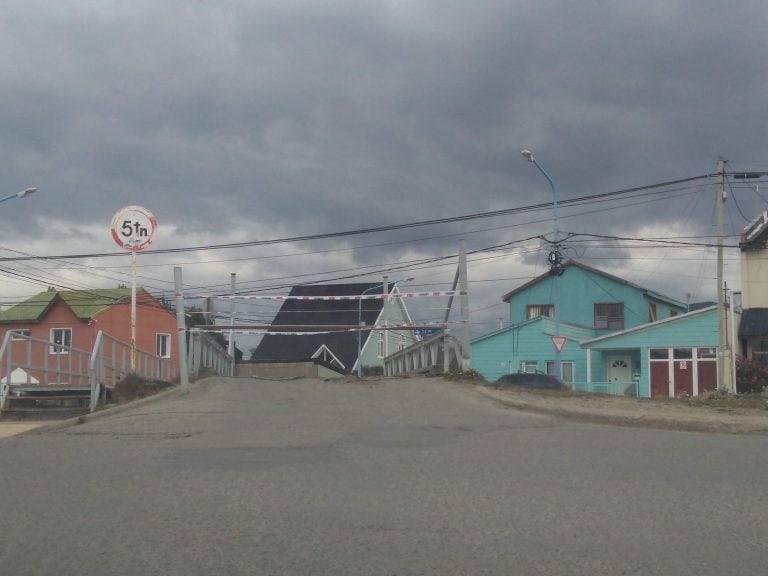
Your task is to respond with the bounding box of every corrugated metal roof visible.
[0,291,58,322]
[0,288,133,323]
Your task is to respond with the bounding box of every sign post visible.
[110,206,158,371]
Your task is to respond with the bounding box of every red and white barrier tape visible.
[205,290,466,301]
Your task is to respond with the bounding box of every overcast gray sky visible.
[1,0,767,343]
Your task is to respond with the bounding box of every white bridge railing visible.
[0,331,177,413]
[383,331,467,376]
[188,329,234,378]
[88,331,177,411]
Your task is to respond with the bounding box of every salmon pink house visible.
[0,287,178,377]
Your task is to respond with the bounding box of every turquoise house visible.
[471,261,692,395]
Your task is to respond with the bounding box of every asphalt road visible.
[1,377,767,575]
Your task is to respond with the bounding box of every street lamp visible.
[0,187,37,204]
[522,149,562,381]
[356,277,413,377]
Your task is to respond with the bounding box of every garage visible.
[648,347,717,398]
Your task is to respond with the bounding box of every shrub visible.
[736,357,768,394]
[361,365,384,377]
[112,373,174,403]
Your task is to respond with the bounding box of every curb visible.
[473,385,768,436]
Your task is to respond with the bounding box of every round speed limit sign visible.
[110,205,158,251]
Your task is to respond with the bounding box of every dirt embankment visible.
[470,382,768,435]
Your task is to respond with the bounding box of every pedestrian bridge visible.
[383,332,468,376]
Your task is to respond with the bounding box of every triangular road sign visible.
[550,336,568,353]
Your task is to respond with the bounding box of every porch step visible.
[1,388,91,419]
[1,404,90,420]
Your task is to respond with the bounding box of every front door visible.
[607,356,632,383]
[650,361,670,397]
[673,359,694,396]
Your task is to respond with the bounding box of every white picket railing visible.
[88,331,177,411]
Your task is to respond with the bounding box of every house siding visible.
[358,294,418,372]
[0,290,178,377]
[741,246,768,309]
[472,318,595,383]
[584,308,718,397]
[508,266,685,329]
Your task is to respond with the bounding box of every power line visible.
[0,173,715,263]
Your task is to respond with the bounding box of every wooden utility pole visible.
[174,267,189,392]
[459,240,471,370]
[716,159,732,392]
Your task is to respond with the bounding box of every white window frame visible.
[526,304,554,320]
[156,333,171,358]
[50,328,72,355]
[546,360,574,382]
[520,361,538,374]
[397,333,406,351]
[595,302,624,329]
[376,332,385,358]
[11,329,31,341]
[648,302,657,322]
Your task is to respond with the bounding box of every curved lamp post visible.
[0,187,37,204]
[356,277,413,377]
[522,149,562,380]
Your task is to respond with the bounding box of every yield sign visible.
[550,336,568,353]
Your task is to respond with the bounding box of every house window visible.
[50,328,72,354]
[673,347,693,360]
[10,329,31,341]
[594,303,624,329]
[754,339,768,364]
[648,302,657,322]
[156,333,171,358]
[546,360,574,382]
[397,334,406,351]
[527,304,554,320]
[670,310,678,317]
[520,361,538,374]
[377,332,385,358]
[650,348,669,360]
[697,347,717,359]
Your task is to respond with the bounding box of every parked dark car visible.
[492,372,567,391]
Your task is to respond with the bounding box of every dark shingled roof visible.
[739,308,768,338]
[251,283,388,373]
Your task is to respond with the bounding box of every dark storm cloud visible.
[0,1,765,300]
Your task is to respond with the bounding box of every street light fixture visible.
[356,277,414,377]
[522,149,563,381]
[0,187,38,204]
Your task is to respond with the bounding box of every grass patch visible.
[675,390,768,411]
[444,368,488,384]
[486,383,768,412]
